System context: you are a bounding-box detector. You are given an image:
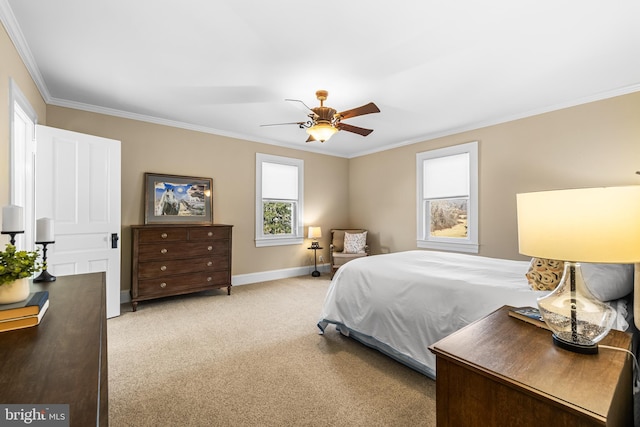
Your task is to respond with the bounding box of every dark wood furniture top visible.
[131,224,233,311]
[429,305,633,427]
[0,273,108,426]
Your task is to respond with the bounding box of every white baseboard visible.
[119,263,330,303]
[232,263,330,285]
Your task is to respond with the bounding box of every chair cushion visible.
[344,231,368,254]
[332,252,368,266]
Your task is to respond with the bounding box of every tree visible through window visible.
[430,199,467,237]
[255,153,304,247]
[416,141,478,253]
[263,201,294,235]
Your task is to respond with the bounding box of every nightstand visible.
[429,306,633,427]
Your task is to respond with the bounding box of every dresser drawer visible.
[137,256,229,279]
[131,224,233,311]
[136,271,230,297]
[189,226,231,240]
[137,227,188,243]
[136,240,230,261]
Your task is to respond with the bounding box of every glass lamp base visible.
[552,334,598,354]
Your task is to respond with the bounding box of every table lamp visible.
[308,226,322,249]
[517,186,640,354]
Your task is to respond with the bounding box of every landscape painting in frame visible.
[144,173,213,224]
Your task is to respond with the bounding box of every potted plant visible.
[0,244,42,304]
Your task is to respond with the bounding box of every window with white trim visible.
[416,141,478,253]
[255,153,304,247]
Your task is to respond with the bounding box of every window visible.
[416,141,478,253]
[255,153,304,247]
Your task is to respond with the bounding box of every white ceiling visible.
[2,0,640,158]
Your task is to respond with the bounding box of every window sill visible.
[255,237,303,247]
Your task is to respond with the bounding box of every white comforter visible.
[317,250,548,378]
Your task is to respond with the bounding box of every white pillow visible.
[343,231,367,254]
[582,263,634,302]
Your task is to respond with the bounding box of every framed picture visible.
[144,173,213,224]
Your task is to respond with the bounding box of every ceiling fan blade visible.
[336,122,374,137]
[338,102,380,120]
[260,121,307,127]
[285,98,314,113]
[306,135,316,143]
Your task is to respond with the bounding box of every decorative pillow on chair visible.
[343,231,368,254]
[526,258,565,291]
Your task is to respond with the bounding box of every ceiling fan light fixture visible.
[306,122,338,142]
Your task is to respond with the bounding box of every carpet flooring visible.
[107,274,436,426]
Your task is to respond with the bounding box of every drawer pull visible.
[161,248,168,254]
[208,231,213,237]
[208,246,213,251]
[160,282,167,288]
[160,265,167,271]
[161,233,168,239]
[207,277,212,282]
[207,261,213,266]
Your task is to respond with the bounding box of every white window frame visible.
[416,141,478,253]
[255,153,304,247]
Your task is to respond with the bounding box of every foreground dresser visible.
[131,224,233,311]
[430,305,633,427]
[0,273,108,426]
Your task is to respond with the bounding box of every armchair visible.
[330,229,370,278]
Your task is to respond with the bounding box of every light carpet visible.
[107,274,436,426]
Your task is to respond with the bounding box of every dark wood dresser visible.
[130,224,233,311]
[0,273,108,426]
[429,305,633,427]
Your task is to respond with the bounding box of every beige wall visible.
[0,24,46,207]
[45,106,349,290]
[3,20,640,291]
[350,91,640,260]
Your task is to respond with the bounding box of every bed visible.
[317,250,633,379]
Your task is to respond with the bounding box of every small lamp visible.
[306,122,338,143]
[308,226,322,249]
[517,186,640,354]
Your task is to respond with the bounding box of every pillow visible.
[582,263,634,302]
[343,231,367,254]
[525,258,565,291]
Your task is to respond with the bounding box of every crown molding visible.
[47,96,339,157]
[0,0,51,102]
[348,83,640,159]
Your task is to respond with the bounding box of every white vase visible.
[0,278,30,304]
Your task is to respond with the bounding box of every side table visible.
[308,246,323,277]
[429,305,633,427]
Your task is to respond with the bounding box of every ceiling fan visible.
[262,90,380,143]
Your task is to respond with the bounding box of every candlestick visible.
[1,231,24,245]
[33,241,56,282]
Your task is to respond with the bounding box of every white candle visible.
[2,205,24,232]
[36,218,55,242]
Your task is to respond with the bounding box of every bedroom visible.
[1,1,640,425]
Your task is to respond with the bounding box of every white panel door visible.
[35,125,121,318]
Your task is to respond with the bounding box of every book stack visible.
[0,291,49,333]
[508,306,550,330]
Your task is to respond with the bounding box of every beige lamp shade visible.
[306,123,337,142]
[308,226,322,239]
[517,186,640,263]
